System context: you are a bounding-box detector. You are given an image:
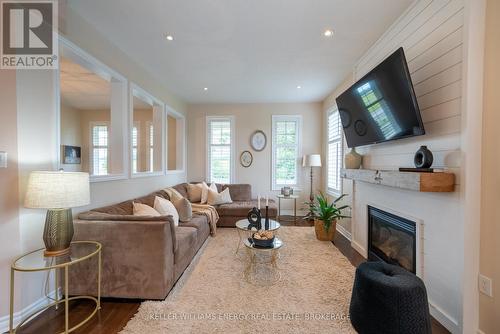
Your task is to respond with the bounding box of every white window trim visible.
[130,83,165,178]
[326,107,343,197]
[57,36,128,183]
[165,106,187,174]
[206,116,235,184]
[89,121,110,177]
[271,115,302,191]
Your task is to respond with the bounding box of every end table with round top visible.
[9,241,102,334]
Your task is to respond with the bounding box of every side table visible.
[277,194,299,223]
[9,241,102,333]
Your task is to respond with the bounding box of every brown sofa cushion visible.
[79,211,173,222]
[174,227,197,264]
[216,200,278,217]
[216,184,252,201]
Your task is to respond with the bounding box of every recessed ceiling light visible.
[297,85,302,89]
[324,29,334,37]
[165,34,174,41]
[204,87,208,91]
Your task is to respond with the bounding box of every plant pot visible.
[314,219,337,241]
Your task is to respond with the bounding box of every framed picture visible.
[250,130,267,151]
[62,145,81,164]
[240,150,253,167]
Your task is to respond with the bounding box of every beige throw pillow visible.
[201,182,218,204]
[173,197,192,222]
[164,187,184,202]
[187,183,203,202]
[133,202,161,217]
[200,182,209,204]
[154,196,179,226]
[207,187,233,206]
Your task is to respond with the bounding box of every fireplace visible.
[368,206,417,274]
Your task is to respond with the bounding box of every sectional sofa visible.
[68,183,278,299]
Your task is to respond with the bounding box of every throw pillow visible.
[201,182,218,204]
[187,183,203,203]
[200,181,209,204]
[133,202,161,217]
[173,197,192,222]
[164,187,184,202]
[154,196,179,226]
[207,187,233,206]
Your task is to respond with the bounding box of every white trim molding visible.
[0,289,60,333]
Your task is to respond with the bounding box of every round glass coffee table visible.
[235,219,280,254]
[243,237,283,285]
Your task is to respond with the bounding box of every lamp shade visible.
[302,154,322,167]
[24,171,90,209]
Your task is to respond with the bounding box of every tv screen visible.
[336,47,424,148]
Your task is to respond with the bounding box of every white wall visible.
[323,0,466,332]
[0,4,188,328]
[186,103,323,213]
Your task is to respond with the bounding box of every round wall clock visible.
[240,151,253,167]
[250,130,267,151]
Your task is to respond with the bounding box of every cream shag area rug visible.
[121,227,356,334]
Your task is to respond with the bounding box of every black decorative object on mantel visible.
[247,207,262,230]
[414,146,433,168]
[265,206,269,230]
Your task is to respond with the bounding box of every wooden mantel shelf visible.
[341,169,456,192]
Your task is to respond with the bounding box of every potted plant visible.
[306,192,350,241]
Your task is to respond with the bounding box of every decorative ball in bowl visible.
[251,230,275,248]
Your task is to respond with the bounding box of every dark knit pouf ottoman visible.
[349,261,431,334]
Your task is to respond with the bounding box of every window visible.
[207,117,234,183]
[91,123,109,176]
[149,123,154,172]
[131,125,138,173]
[272,115,301,190]
[327,109,342,195]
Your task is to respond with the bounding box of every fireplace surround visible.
[368,205,417,274]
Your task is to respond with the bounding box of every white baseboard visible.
[0,289,59,333]
[429,301,459,333]
[336,224,352,241]
[351,239,367,258]
[477,329,486,334]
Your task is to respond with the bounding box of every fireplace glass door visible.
[368,206,416,274]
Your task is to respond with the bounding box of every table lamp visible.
[303,154,322,219]
[24,171,90,257]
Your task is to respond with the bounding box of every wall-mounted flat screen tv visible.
[336,47,425,148]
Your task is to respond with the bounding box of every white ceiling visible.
[60,56,152,110]
[67,0,413,104]
[60,56,112,110]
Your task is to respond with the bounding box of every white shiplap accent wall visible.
[327,1,466,332]
[355,0,464,180]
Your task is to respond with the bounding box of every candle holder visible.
[265,205,269,230]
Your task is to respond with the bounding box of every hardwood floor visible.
[16,220,449,334]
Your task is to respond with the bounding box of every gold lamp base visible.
[43,208,74,257]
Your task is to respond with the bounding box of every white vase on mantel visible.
[345,148,363,169]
